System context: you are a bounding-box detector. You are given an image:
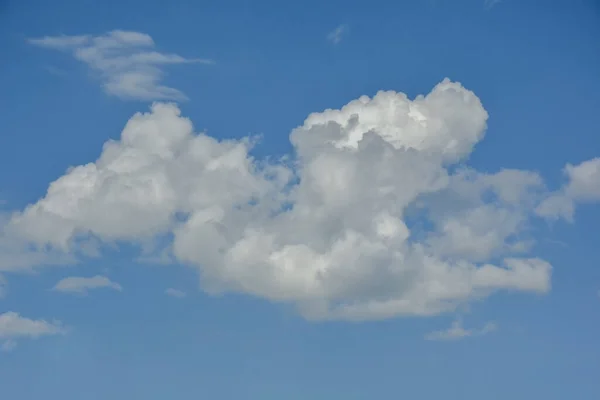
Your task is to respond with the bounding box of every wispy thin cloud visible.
[327,24,348,45]
[52,275,122,295]
[29,30,214,101]
[165,288,186,298]
[484,0,502,9]
[43,65,68,77]
[425,320,498,341]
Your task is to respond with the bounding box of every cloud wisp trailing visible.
[52,275,123,295]
[1,78,598,321]
[29,30,214,101]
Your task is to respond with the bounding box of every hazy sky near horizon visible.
[1,0,600,399]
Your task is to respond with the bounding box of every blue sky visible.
[1,0,600,399]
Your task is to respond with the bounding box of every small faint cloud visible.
[0,274,6,298]
[52,275,122,295]
[1,340,17,352]
[425,320,498,341]
[43,65,68,77]
[543,238,569,248]
[484,0,502,9]
[327,24,348,45]
[136,246,174,265]
[29,30,214,101]
[165,288,186,298]
[0,311,66,351]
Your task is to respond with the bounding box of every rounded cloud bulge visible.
[2,78,563,321]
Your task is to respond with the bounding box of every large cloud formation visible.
[2,79,597,320]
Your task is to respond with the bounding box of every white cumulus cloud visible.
[29,30,213,101]
[0,312,65,350]
[536,157,600,221]
[52,275,123,295]
[1,78,598,321]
